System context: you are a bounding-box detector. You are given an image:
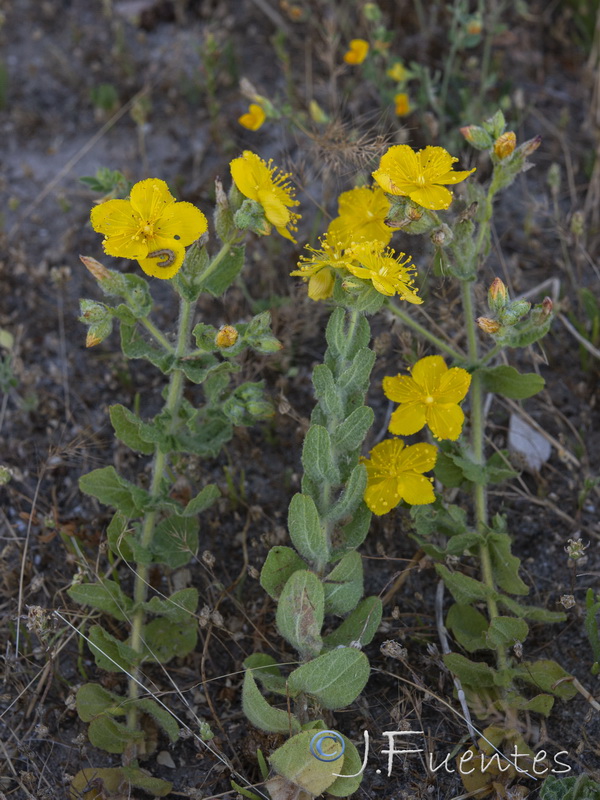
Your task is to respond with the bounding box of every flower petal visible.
[364,476,401,515]
[434,167,477,185]
[411,355,447,393]
[102,232,148,260]
[436,366,472,404]
[397,473,435,505]
[308,269,335,301]
[230,151,264,201]
[396,442,438,473]
[154,201,208,246]
[258,189,290,229]
[382,375,422,403]
[417,146,457,180]
[388,402,427,435]
[137,238,185,279]
[90,199,138,236]
[129,178,175,220]
[409,184,454,210]
[427,403,465,440]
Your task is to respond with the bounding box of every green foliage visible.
[540,774,600,800]
[584,589,600,674]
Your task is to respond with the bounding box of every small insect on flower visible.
[90,178,208,279]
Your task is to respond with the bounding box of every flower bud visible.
[494,131,516,160]
[476,317,501,334]
[79,255,126,296]
[520,135,542,157]
[466,16,482,35]
[488,277,509,313]
[460,125,493,151]
[430,224,453,247]
[309,99,329,124]
[500,298,531,325]
[541,296,553,317]
[570,210,584,237]
[215,325,239,349]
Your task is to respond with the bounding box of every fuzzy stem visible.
[385,299,463,361]
[460,278,507,672]
[140,316,174,353]
[125,294,194,753]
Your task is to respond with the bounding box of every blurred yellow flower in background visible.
[394,93,411,117]
[238,103,266,131]
[343,38,369,65]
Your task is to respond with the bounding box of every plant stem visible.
[140,316,174,353]
[460,280,507,671]
[125,294,194,754]
[385,299,463,361]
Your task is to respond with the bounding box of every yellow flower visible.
[361,438,437,514]
[394,93,411,117]
[345,241,422,302]
[238,103,266,131]
[343,39,369,65]
[290,232,353,301]
[387,62,407,82]
[494,131,516,160]
[383,355,471,441]
[372,145,476,210]
[90,178,208,279]
[230,151,300,242]
[327,186,396,247]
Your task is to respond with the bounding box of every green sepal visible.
[443,653,496,688]
[68,579,133,622]
[109,404,155,455]
[173,241,210,302]
[79,466,150,516]
[301,425,340,485]
[446,604,489,652]
[479,364,545,399]
[335,280,385,314]
[276,570,324,658]
[287,648,370,709]
[88,624,139,673]
[243,653,287,695]
[323,596,382,649]
[323,551,364,616]
[242,670,301,734]
[70,767,171,800]
[142,588,199,623]
[151,514,199,568]
[141,616,197,663]
[182,483,220,516]
[485,616,529,650]
[260,545,308,600]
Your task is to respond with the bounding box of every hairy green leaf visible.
[287,648,370,709]
[276,570,324,658]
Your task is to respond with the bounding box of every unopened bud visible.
[494,131,516,160]
[476,317,501,334]
[570,210,584,237]
[460,125,493,151]
[488,277,509,313]
[86,331,102,348]
[520,135,542,157]
[541,297,553,317]
[466,17,482,35]
[430,224,452,247]
[215,178,228,209]
[215,325,239,348]
[309,99,329,124]
[501,298,531,325]
[80,255,112,281]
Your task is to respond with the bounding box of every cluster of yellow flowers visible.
[361,356,471,515]
[88,142,474,513]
